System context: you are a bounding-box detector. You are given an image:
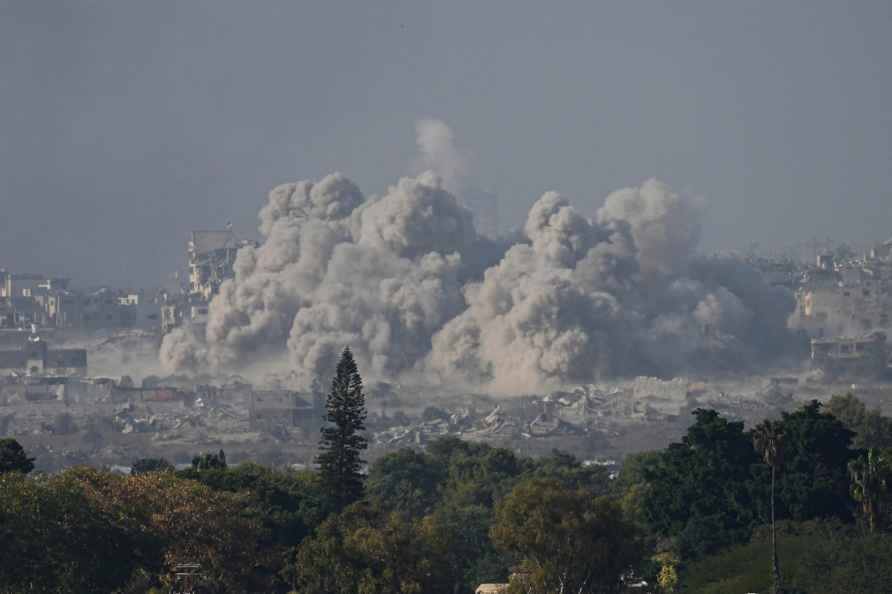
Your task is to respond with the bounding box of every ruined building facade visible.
[0,335,87,377]
[810,332,888,379]
[162,229,256,334]
[0,268,162,333]
[791,239,892,339]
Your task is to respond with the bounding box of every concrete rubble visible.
[2,366,890,471]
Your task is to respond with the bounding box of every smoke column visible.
[160,123,796,393]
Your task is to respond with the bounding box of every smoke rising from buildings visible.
[160,124,796,393]
[414,118,468,193]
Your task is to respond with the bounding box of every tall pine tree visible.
[316,347,368,510]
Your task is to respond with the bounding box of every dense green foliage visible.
[192,449,228,470]
[641,409,761,558]
[0,471,144,593]
[491,479,640,594]
[640,401,860,563]
[131,457,174,475]
[0,437,34,474]
[682,521,892,594]
[826,393,892,449]
[4,394,892,593]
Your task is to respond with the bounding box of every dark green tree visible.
[367,448,447,517]
[131,457,174,475]
[825,393,892,450]
[491,478,642,594]
[0,438,34,474]
[192,449,228,470]
[642,409,760,559]
[773,401,856,522]
[316,347,368,510]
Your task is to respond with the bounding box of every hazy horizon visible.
[2,1,891,287]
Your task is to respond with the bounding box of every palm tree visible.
[848,449,887,533]
[753,420,784,594]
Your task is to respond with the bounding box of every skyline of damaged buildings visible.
[160,229,257,335]
[3,229,892,385]
[786,238,892,378]
[1,210,890,471]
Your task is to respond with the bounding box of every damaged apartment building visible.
[161,229,257,334]
[0,333,87,377]
[0,268,162,334]
[810,332,889,380]
[790,238,892,339]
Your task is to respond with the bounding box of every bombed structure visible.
[791,243,892,339]
[160,229,257,335]
[0,332,87,378]
[810,332,889,379]
[0,268,163,333]
[4,121,890,471]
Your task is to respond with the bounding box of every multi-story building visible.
[162,228,254,334]
[810,332,888,379]
[791,248,892,338]
[188,229,255,302]
[0,334,87,377]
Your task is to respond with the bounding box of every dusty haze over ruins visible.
[1,2,891,473]
[158,119,797,393]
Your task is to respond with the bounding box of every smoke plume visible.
[160,136,795,393]
[414,118,468,192]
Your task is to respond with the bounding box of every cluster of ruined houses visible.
[0,333,87,378]
[1,227,256,339]
[0,269,163,333]
[0,373,323,441]
[787,238,892,378]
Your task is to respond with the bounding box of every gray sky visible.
[2,1,891,287]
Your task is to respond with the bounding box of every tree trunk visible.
[770,464,782,594]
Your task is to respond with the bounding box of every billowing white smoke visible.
[160,151,795,393]
[161,171,491,385]
[414,119,467,192]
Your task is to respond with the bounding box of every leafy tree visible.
[826,393,892,450]
[434,439,526,509]
[71,467,260,592]
[642,409,760,558]
[773,401,856,522]
[0,471,142,593]
[180,462,329,590]
[367,448,447,517]
[682,520,892,594]
[316,347,368,510]
[524,449,611,495]
[610,451,661,527]
[752,419,785,594]
[422,501,508,593]
[0,437,34,474]
[294,503,446,594]
[131,457,175,475]
[192,449,228,470]
[491,478,641,594]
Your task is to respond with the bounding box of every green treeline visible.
[3,378,892,592]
